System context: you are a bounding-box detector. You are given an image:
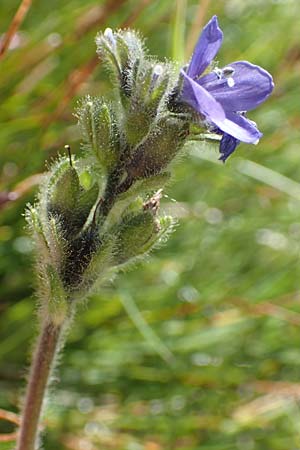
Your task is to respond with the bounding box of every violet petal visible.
[187,16,223,79]
[181,70,225,123]
[215,112,262,143]
[219,133,240,162]
[200,61,274,112]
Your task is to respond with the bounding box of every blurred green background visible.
[1,0,300,449]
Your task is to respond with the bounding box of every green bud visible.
[116,209,158,263]
[46,215,67,272]
[114,191,172,265]
[96,30,174,149]
[116,31,144,67]
[96,28,121,79]
[139,63,171,113]
[77,96,119,173]
[42,156,99,238]
[48,166,80,213]
[27,205,68,303]
[25,28,189,311]
[27,207,71,316]
[45,157,80,215]
[125,117,189,180]
[123,62,171,147]
[104,172,171,231]
[26,205,49,259]
[96,28,145,96]
[45,158,93,237]
[124,108,152,147]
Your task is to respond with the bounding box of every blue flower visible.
[181,16,274,161]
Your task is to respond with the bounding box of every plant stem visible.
[16,319,63,450]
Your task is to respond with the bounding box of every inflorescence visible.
[26,17,274,312]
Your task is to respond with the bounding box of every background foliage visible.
[0,0,300,449]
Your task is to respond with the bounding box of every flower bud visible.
[43,156,99,239]
[77,96,119,173]
[124,117,189,181]
[47,165,80,216]
[114,192,173,264]
[26,202,69,309]
[123,61,171,147]
[96,29,144,96]
[116,210,157,263]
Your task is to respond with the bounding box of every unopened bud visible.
[77,97,118,173]
[125,117,189,180]
[47,162,80,218]
[116,208,159,264]
[96,29,144,93]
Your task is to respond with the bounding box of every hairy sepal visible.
[103,172,171,232]
[76,96,119,174]
[114,214,175,269]
[95,29,145,100]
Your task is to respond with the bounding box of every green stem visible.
[16,319,63,450]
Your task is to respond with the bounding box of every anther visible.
[213,66,235,87]
[222,66,235,77]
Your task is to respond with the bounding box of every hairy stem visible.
[16,319,63,450]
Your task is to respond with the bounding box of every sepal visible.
[74,182,99,230]
[73,236,116,300]
[113,191,174,265]
[123,61,171,147]
[47,165,80,216]
[44,265,69,325]
[125,117,189,179]
[96,28,145,97]
[26,206,69,320]
[26,205,50,263]
[103,172,171,232]
[77,96,119,174]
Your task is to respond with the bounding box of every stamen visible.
[213,68,223,79]
[223,67,235,87]
[214,66,235,86]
